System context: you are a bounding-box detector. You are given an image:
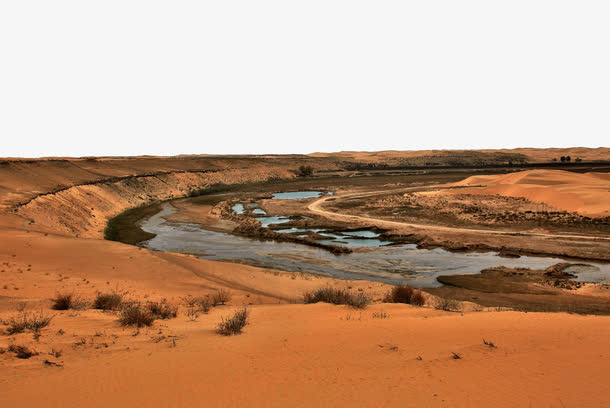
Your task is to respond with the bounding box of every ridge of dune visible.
[448,170,610,217]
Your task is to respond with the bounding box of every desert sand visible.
[1,154,610,407]
[447,169,610,217]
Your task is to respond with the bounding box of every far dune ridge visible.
[446,169,610,217]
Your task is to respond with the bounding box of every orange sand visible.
[446,169,610,217]
[1,155,609,407]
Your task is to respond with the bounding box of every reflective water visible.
[231,203,245,214]
[271,191,326,200]
[141,205,610,286]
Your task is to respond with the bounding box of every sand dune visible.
[448,169,610,217]
[310,147,610,163]
[1,155,610,407]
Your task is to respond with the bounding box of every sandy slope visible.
[1,156,610,407]
[309,147,610,162]
[448,169,610,217]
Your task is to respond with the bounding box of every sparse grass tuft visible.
[410,290,426,306]
[118,303,155,327]
[303,287,370,309]
[8,344,38,359]
[51,292,86,310]
[216,308,249,336]
[183,295,212,313]
[483,338,497,348]
[212,289,232,306]
[372,311,390,319]
[434,297,461,312]
[93,291,124,311]
[3,310,53,334]
[383,286,427,306]
[384,285,415,303]
[146,300,177,320]
[451,352,462,360]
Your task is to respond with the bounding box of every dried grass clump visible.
[216,308,249,336]
[212,289,232,306]
[146,300,178,320]
[383,285,426,307]
[183,295,212,313]
[51,292,86,310]
[117,303,155,327]
[8,344,38,359]
[410,290,426,306]
[303,287,370,309]
[434,297,460,312]
[3,310,53,334]
[93,291,124,311]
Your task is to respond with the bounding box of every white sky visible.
[1,1,608,157]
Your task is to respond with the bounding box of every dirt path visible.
[308,187,610,242]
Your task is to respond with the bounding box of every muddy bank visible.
[427,263,610,314]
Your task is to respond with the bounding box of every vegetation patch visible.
[216,308,249,336]
[118,303,156,327]
[51,292,87,310]
[3,310,53,335]
[303,287,370,309]
[383,285,426,306]
[104,202,162,244]
[93,291,124,311]
[8,344,38,359]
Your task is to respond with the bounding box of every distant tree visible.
[575,157,582,162]
[566,156,571,162]
[296,165,313,177]
[551,158,557,162]
[560,156,566,162]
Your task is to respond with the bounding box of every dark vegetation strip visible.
[104,203,163,245]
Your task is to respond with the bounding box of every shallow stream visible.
[141,199,610,287]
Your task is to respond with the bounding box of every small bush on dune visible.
[303,287,370,309]
[51,292,86,310]
[384,285,414,303]
[212,289,232,306]
[410,290,426,307]
[4,310,53,334]
[216,308,249,336]
[118,303,155,327]
[8,344,38,359]
[146,300,178,320]
[93,291,124,311]
[383,285,426,307]
[183,295,212,313]
[434,297,460,312]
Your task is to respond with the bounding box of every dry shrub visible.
[410,290,426,307]
[384,285,426,307]
[118,303,155,327]
[216,308,249,336]
[303,287,370,309]
[434,297,460,312]
[183,295,212,313]
[212,289,232,306]
[146,300,177,320]
[384,285,414,303]
[8,344,38,359]
[93,291,124,311]
[51,292,86,310]
[4,310,53,334]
